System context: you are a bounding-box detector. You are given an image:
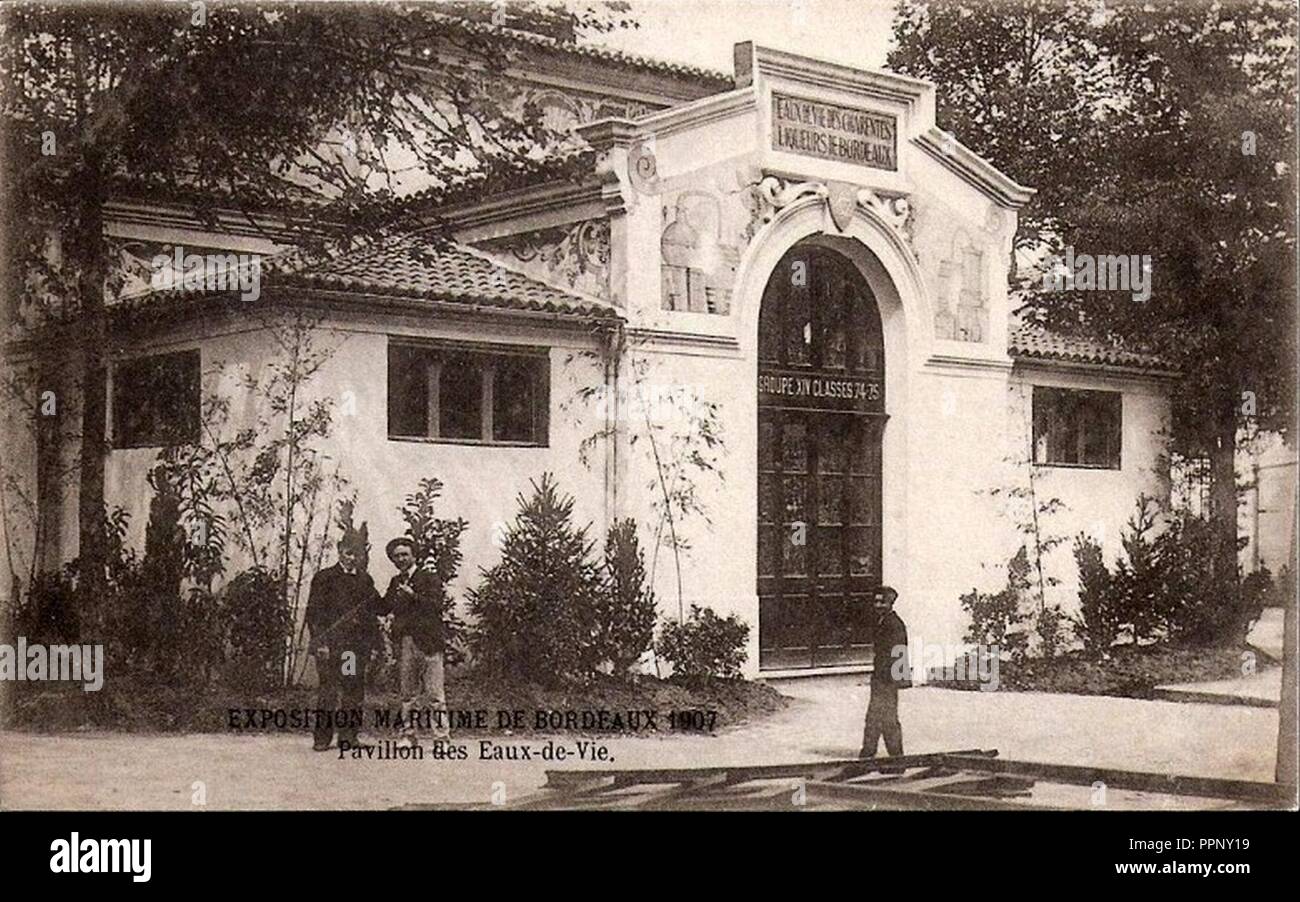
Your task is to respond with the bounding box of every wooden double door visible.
[757,246,885,670]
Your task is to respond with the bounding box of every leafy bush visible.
[174,587,226,685]
[657,604,749,682]
[16,566,81,646]
[1154,512,1258,646]
[1074,497,1268,650]
[397,477,470,665]
[959,546,1032,661]
[594,519,657,677]
[1072,533,1123,656]
[468,474,603,686]
[222,567,290,691]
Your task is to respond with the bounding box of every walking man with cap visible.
[379,537,450,747]
[860,585,910,759]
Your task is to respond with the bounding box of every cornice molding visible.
[630,85,758,139]
[105,199,301,244]
[914,128,1036,210]
[440,179,607,234]
[735,43,933,110]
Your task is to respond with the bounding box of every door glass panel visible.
[817,474,843,524]
[758,419,776,470]
[847,527,871,576]
[785,280,812,365]
[782,475,806,523]
[850,423,880,474]
[782,527,807,576]
[820,276,846,370]
[782,422,807,472]
[819,421,845,473]
[758,526,779,577]
[759,477,780,524]
[816,530,842,576]
[848,476,871,524]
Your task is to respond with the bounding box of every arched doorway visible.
[757,245,885,670]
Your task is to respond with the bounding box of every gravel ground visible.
[0,677,1280,810]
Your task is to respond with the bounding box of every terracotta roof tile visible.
[1009,324,1173,371]
[107,237,619,323]
[278,237,619,320]
[434,14,732,86]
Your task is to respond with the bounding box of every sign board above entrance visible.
[771,93,898,171]
[758,366,884,414]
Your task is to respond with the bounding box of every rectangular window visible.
[387,340,548,445]
[1032,386,1122,469]
[112,350,201,448]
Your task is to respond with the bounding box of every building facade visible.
[2,37,1178,678]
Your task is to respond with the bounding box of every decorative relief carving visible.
[933,230,987,343]
[480,219,611,299]
[858,188,913,242]
[519,87,659,138]
[659,190,740,314]
[751,176,829,232]
[742,176,914,248]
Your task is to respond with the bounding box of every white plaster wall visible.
[1003,368,1173,622]
[99,313,612,632]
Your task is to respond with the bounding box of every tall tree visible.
[888,0,1111,258]
[0,1,627,620]
[889,0,1297,578]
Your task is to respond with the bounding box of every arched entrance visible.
[757,245,885,670]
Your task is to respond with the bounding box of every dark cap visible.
[872,585,898,603]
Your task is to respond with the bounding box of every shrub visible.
[468,474,602,686]
[657,604,749,682]
[1080,497,1268,650]
[959,546,1032,661]
[222,567,291,691]
[1114,497,1166,644]
[1154,512,1257,646]
[594,519,657,677]
[17,567,81,646]
[1072,533,1122,656]
[1033,603,1067,660]
[397,477,470,665]
[173,587,226,685]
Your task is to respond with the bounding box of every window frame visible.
[110,349,202,450]
[386,338,550,448]
[1031,385,1123,470]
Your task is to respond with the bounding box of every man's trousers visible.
[861,684,903,757]
[398,635,448,740]
[314,649,367,748]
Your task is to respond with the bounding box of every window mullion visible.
[481,360,495,442]
[426,359,441,439]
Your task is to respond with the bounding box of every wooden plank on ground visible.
[938,754,1290,805]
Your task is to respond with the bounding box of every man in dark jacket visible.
[860,585,909,759]
[378,537,449,746]
[307,524,381,751]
